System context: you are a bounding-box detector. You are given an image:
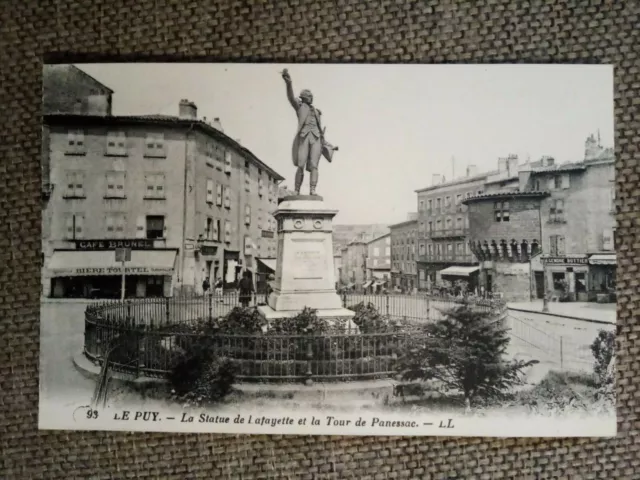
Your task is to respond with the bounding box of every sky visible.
[75,63,614,225]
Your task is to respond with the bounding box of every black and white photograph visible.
[39,63,616,437]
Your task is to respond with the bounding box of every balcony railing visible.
[418,253,475,264]
[428,228,468,239]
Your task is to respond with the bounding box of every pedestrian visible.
[238,271,254,308]
[202,277,210,296]
[214,277,224,303]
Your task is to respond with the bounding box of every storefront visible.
[588,253,616,302]
[46,248,177,298]
[256,257,276,294]
[541,255,589,302]
[438,265,479,294]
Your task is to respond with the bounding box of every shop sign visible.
[542,256,588,265]
[74,239,155,251]
[54,266,173,276]
[261,230,275,238]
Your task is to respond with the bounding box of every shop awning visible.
[363,281,373,289]
[48,249,177,276]
[373,280,387,287]
[256,257,277,271]
[589,254,616,266]
[439,265,480,277]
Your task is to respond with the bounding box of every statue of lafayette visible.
[281,69,338,196]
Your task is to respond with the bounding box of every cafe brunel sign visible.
[74,239,155,251]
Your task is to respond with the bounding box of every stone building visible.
[464,135,616,302]
[42,64,113,116]
[364,233,391,292]
[389,218,418,291]
[415,168,485,291]
[340,233,369,290]
[41,99,283,298]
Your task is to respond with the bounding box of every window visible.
[436,198,441,210]
[206,179,214,204]
[224,220,231,242]
[456,217,463,229]
[428,221,432,233]
[445,196,451,207]
[610,185,616,212]
[224,151,232,174]
[447,244,453,254]
[145,215,165,239]
[144,132,166,157]
[561,174,570,189]
[419,200,424,211]
[457,243,463,254]
[216,184,223,206]
[224,186,231,208]
[105,131,127,156]
[64,171,85,198]
[105,171,125,198]
[445,217,452,230]
[549,235,565,256]
[419,243,425,255]
[106,213,126,237]
[427,199,432,211]
[244,236,252,255]
[214,219,221,241]
[428,244,433,256]
[385,246,390,256]
[494,201,510,222]
[436,244,442,255]
[205,217,214,239]
[64,214,84,239]
[144,173,165,199]
[257,211,262,229]
[455,194,462,205]
[549,199,564,222]
[554,176,562,189]
[552,272,566,290]
[373,247,380,256]
[244,205,251,225]
[65,129,86,155]
[436,219,442,231]
[258,174,264,196]
[244,163,251,192]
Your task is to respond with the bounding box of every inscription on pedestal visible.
[292,239,327,279]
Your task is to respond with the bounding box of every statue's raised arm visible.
[281,69,299,110]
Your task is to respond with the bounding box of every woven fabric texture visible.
[1,0,639,478]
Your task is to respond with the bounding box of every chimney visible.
[179,99,197,119]
[542,156,555,167]
[585,133,603,161]
[432,174,442,185]
[498,157,508,173]
[466,165,478,177]
[212,117,224,132]
[507,154,518,176]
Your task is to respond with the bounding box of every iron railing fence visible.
[83,292,507,382]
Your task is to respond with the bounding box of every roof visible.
[43,113,285,181]
[462,190,550,204]
[415,169,497,193]
[529,161,587,174]
[367,232,390,244]
[69,65,114,94]
[44,64,115,94]
[388,218,418,230]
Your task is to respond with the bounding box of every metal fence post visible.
[208,292,213,322]
[165,296,170,325]
[385,292,390,316]
[560,336,564,371]
[305,328,314,386]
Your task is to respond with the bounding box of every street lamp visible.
[542,272,549,313]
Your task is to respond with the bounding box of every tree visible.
[398,304,538,408]
[591,329,615,386]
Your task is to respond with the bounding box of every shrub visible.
[591,329,615,386]
[397,304,538,408]
[169,350,236,407]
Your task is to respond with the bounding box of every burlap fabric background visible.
[1,1,638,478]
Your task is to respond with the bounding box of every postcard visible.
[39,63,616,436]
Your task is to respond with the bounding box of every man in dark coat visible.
[238,271,254,308]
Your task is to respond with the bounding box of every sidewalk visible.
[507,299,615,324]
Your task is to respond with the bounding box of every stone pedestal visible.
[257,196,355,325]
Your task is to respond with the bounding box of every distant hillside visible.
[332,224,390,254]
